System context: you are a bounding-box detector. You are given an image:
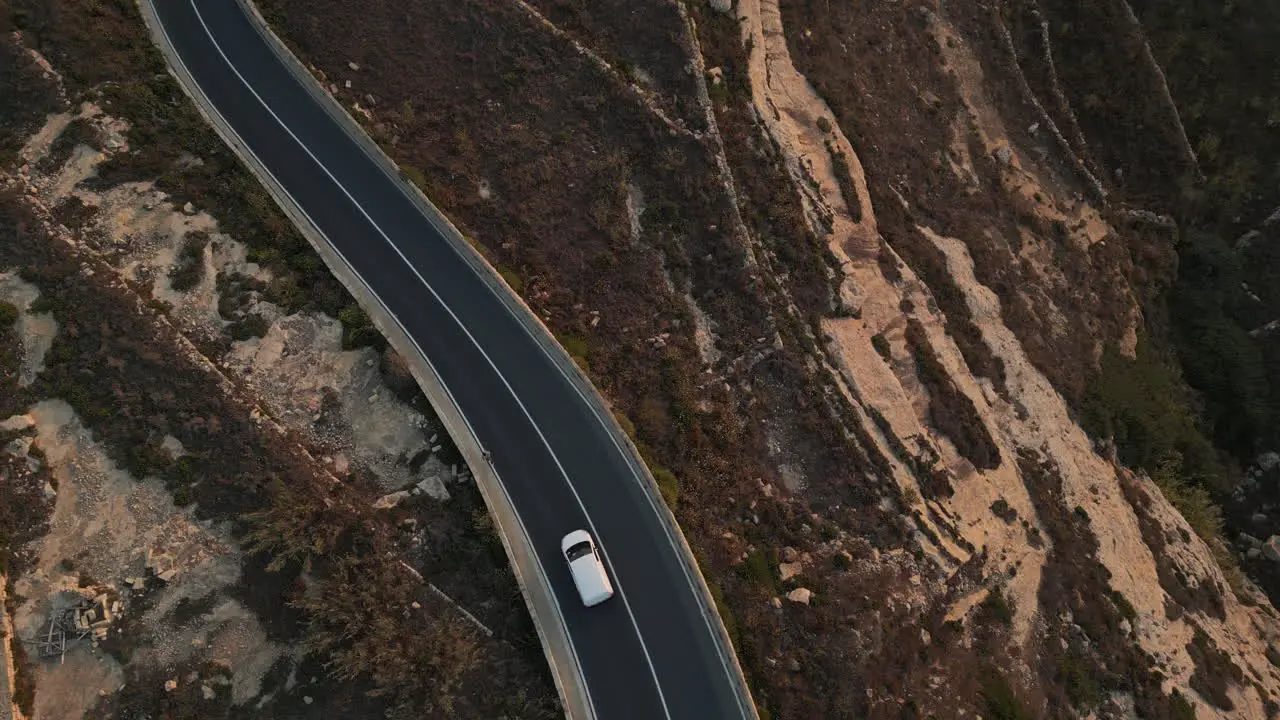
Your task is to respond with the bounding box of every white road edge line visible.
[184,1,675,717]
[147,6,603,718]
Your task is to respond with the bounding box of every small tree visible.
[298,555,484,715]
[241,477,355,572]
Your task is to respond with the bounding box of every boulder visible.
[778,561,803,582]
[708,0,732,14]
[1264,535,1280,563]
[373,490,411,509]
[0,414,34,432]
[786,587,813,605]
[1260,452,1280,472]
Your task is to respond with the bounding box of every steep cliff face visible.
[728,0,1280,715]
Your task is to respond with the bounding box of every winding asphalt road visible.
[150,1,754,718]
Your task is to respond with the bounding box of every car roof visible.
[560,529,593,553]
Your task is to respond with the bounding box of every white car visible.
[561,530,615,607]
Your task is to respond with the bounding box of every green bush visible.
[227,313,269,341]
[168,231,209,291]
[1170,691,1197,720]
[400,164,427,189]
[498,267,523,293]
[337,304,369,328]
[337,303,382,349]
[981,670,1034,720]
[1058,650,1100,709]
[1170,230,1271,459]
[871,332,891,360]
[0,301,18,327]
[652,465,680,507]
[1110,589,1138,624]
[558,333,592,372]
[825,139,862,222]
[707,78,731,106]
[979,588,1015,626]
[739,549,778,591]
[27,295,55,315]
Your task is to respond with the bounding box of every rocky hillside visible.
[250,0,1280,716]
[3,0,1280,718]
[0,0,560,717]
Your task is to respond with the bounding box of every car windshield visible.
[565,541,594,561]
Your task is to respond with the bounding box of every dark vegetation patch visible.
[871,331,891,360]
[824,139,863,223]
[905,319,1001,471]
[167,593,220,628]
[336,303,382,350]
[1083,341,1226,490]
[0,0,60,168]
[1022,0,1194,207]
[990,498,1017,523]
[978,587,1015,626]
[296,553,485,716]
[405,484,556,675]
[1082,339,1242,589]
[521,0,706,132]
[1127,0,1280,226]
[168,230,209,292]
[1168,228,1273,460]
[88,659,236,719]
[980,668,1035,720]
